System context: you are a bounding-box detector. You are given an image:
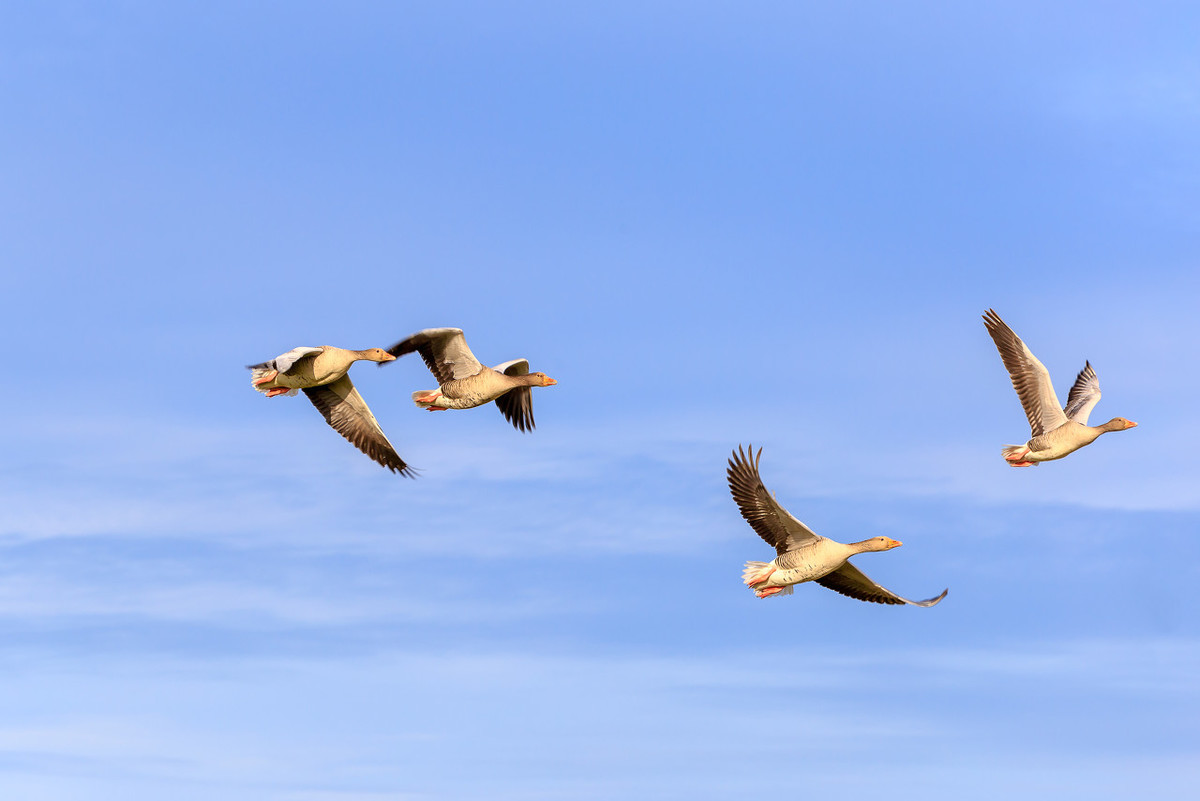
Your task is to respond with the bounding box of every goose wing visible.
[492,359,535,432]
[302,375,414,476]
[816,562,947,607]
[727,445,820,555]
[387,328,483,384]
[1063,361,1102,424]
[982,309,1068,436]
[248,346,324,375]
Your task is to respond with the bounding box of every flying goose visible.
[385,328,556,432]
[982,309,1136,466]
[727,445,947,606]
[249,346,414,476]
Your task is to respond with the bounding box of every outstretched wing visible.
[492,359,535,432]
[247,346,324,374]
[386,328,483,385]
[982,309,1068,436]
[1063,361,1101,424]
[302,376,415,477]
[816,562,947,607]
[726,445,820,556]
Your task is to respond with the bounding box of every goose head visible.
[854,537,903,553]
[358,348,397,364]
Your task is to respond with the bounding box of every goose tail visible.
[1001,445,1038,467]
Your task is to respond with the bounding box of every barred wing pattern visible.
[303,376,415,477]
[726,444,820,555]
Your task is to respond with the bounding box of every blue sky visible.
[2,2,1199,798]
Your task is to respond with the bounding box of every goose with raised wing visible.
[248,346,414,476]
[727,445,947,606]
[386,327,557,432]
[982,309,1136,467]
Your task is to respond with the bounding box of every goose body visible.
[386,328,556,432]
[248,346,413,476]
[727,445,947,606]
[982,309,1136,467]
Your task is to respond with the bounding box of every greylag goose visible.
[385,328,557,432]
[982,309,1137,467]
[248,346,414,476]
[727,445,947,606]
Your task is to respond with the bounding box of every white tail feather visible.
[1001,445,1037,467]
[411,390,438,408]
[742,560,770,585]
[743,560,792,598]
[743,561,790,592]
[250,367,297,396]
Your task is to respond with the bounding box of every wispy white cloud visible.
[0,572,568,628]
[0,636,1193,800]
[4,399,1197,582]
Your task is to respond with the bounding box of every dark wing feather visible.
[1063,361,1102,424]
[386,328,482,384]
[493,359,535,432]
[726,445,820,555]
[982,309,1068,436]
[815,562,947,607]
[302,376,415,477]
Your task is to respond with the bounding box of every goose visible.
[248,346,414,476]
[385,328,557,432]
[982,309,1136,467]
[727,445,947,606]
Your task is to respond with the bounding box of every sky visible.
[2,2,1199,799]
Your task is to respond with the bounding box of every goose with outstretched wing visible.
[249,345,414,476]
[727,445,946,606]
[982,309,1136,466]
[385,328,556,432]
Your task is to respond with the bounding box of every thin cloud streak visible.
[0,636,1193,799]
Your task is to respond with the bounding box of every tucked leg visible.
[1005,448,1034,467]
[743,565,776,587]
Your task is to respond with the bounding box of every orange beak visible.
[886,538,903,549]
[543,376,558,386]
[1125,420,1138,429]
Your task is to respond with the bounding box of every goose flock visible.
[249,310,1136,608]
[248,328,558,476]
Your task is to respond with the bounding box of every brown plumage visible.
[248,346,414,476]
[386,328,556,432]
[982,309,1137,466]
[728,445,947,606]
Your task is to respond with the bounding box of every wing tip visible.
[390,462,420,479]
[727,442,763,470]
[909,588,949,607]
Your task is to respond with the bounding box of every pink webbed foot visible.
[265,387,291,397]
[1004,447,1034,467]
[426,405,447,411]
[253,369,279,386]
[743,566,776,587]
[1005,449,1033,467]
[756,586,785,598]
[415,391,442,404]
